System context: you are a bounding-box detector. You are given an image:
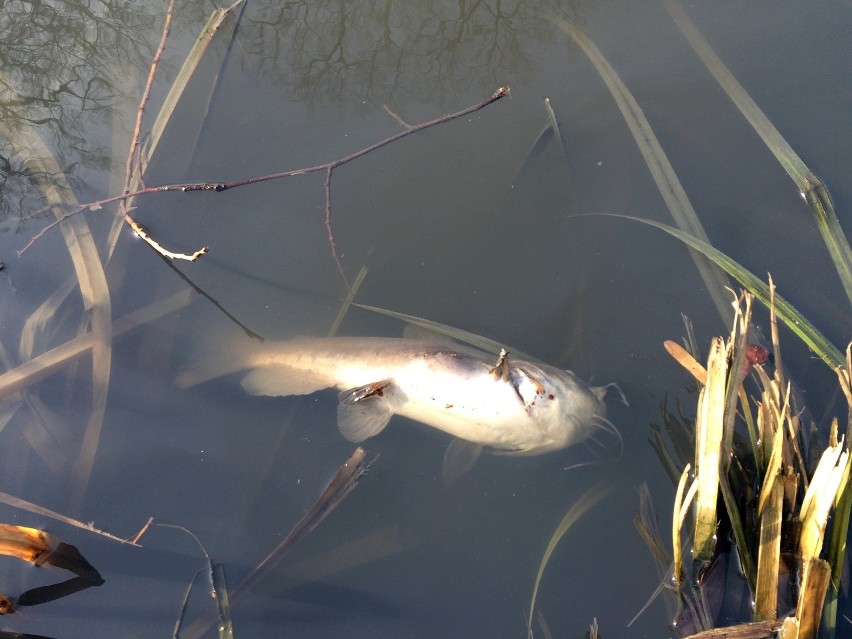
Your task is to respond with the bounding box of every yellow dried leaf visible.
[664,340,708,385]
[799,443,849,562]
[693,337,728,562]
[0,524,52,564]
[672,463,694,589]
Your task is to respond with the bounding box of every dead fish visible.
[176,336,614,456]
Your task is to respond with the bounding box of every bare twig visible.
[21,88,511,283]
[383,104,412,129]
[130,517,155,545]
[124,0,175,202]
[117,0,192,261]
[324,166,346,286]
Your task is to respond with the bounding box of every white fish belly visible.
[383,358,546,450]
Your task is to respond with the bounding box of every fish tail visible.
[174,332,262,389]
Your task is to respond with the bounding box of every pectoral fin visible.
[337,380,395,442]
[442,439,485,486]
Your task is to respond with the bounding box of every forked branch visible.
[21,88,510,286]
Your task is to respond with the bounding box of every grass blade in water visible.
[211,562,233,639]
[549,16,732,323]
[527,483,611,637]
[598,214,845,368]
[0,97,113,510]
[0,490,140,545]
[664,0,852,307]
[328,261,370,337]
[143,1,245,172]
[0,290,192,399]
[354,302,538,361]
[181,448,371,639]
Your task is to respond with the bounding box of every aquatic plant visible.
[652,292,851,639]
[546,5,851,637]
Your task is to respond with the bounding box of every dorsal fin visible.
[489,349,511,381]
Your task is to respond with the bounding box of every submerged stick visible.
[0,289,192,399]
[0,95,113,511]
[234,447,370,597]
[151,252,263,341]
[181,447,371,639]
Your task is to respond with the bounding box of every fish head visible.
[509,362,611,453]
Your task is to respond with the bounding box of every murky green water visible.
[1,1,850,637]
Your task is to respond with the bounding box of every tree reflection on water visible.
[0,0,583,220]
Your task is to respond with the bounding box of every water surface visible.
[0,1,850,637]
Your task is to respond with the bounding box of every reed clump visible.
[648,289,852,639]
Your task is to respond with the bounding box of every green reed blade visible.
[354,302,538,361]
[549,16,732,323]
[527,484,612,638]
[664,0,852,308]
[823,457,852,639]
[599,214,845,369]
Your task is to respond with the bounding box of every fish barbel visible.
[176,337,610,455]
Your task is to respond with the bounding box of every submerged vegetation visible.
[648,294,852,639]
